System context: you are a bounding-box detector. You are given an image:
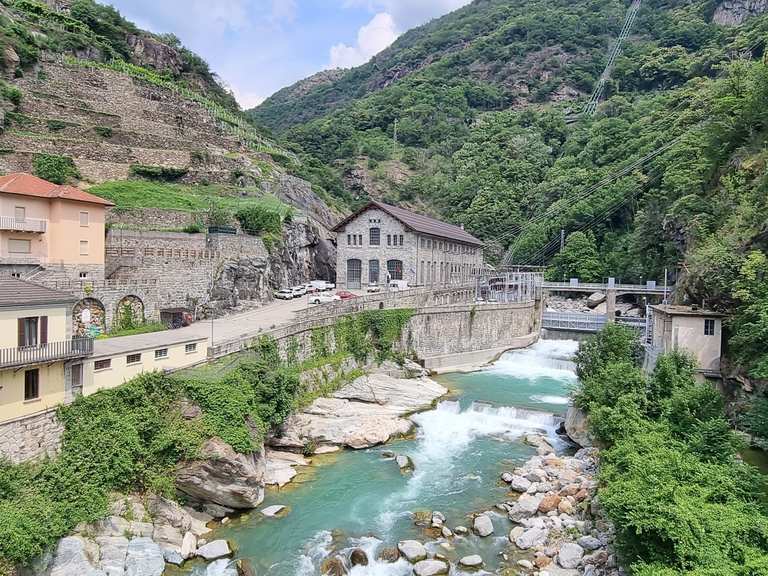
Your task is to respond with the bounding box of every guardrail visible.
[542,281,670,294]
[0,216,47,233]
[543,312,647,333]
[0,338,93,369]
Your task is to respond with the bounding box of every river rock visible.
[196,540,231,561]
[558,543,585,568]
[473,514,494,537]
[321,555,347,575]
[378,546,401,563]
[264,449,309,487]
[459,554,483,568]
[124,538,164,576]
[510,475,532,492]
[564,406,593,448]
[176,438,266,509]
[441,526,453,538]
[501,472,514,483]
[515,527,549,550]
[350,548,369,566]
[396,454,414,470]
[413,559,449,576]
[261,505,287,517]
[578,535,602,551]
[271,375,447,450]
[453,526,468,535]
[586,292,606,308]
[50,537,105,576]
[508,494,542,521]
[398,540,427,562]
[180,532,197,559]
[163,548,184,566]
[539,494,562,514]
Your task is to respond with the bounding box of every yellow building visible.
[0,172,114,280]
[0,277,93,423]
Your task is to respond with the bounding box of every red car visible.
[336,290,357,301]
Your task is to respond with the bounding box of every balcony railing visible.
[0,338,93,369]
[0,216,47,233]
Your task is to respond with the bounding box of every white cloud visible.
[329,12,398,69]
[231,86,266,109]
[345,0,473,30]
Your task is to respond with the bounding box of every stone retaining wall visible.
[0,409,63,464]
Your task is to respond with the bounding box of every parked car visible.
[311,280,335,291]
[336,290,357,301]
[275,289,294,300]
[291,285,307,298]
[388,280,409,291]
[309,292,341,305]
[304,283,319,294]
[366,283,382,293]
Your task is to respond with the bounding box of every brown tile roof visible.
[0,277,77,308]
[0,173,114,206]
[332,200,483,246]
[650,304,726,317]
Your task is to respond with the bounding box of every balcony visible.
[0,216,47,233]
[0,338,93,369]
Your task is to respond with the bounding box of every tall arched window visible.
[369,259,380,285]
[387,259,403,281]
[347,259,362,289]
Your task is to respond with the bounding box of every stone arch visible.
[73,298,106,337]
[114,295,145,331]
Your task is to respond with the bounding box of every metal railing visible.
[542,280,670,294]
[0,338,94,369]
[543,311,648,333]
[0,216,47,233]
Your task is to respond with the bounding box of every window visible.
[369,259,380,284]
[79,271,88,279]
[369,227,380,246]
[155,348,169,359]
[18,317,39,347]
[126,353,141,365]
[347,234,352,245]
[420,238,425,248]
[79,211,89,227]
[11,272,20,279]
[399,235,404,246]
[8,239,31,254]
[24,369,39,401]
[387,259,403,281]
[14,206,25,222]
[79,240,89,256]
[387,234,391,246]
[185,343,198,354]
[704,319,716,336]
[358,234,363,245]
[94,359,111,371]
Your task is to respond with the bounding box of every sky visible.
[106,0,473,109]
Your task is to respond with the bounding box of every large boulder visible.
[586,292,606,308]
[96,536,128,576]
[508,494,542,522]
[397,540,427,563]
[515,527,549,550]
[196,540,232,561]
[50,537,106,576]
[564,406,594,448]
[124,538,164,576]
[473,514,494,537]
[176,438,266,509]
[558,543,585,569]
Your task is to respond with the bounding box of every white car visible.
[310,280,336,291]
[366,284,382,293]
[309,292,341,305]
[291,285,307,298]
[275,289,293,300]
[304,283,319,294]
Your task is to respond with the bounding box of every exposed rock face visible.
[270,374,447,451]
[124,538,165,576]
[713,0,768,25]
[126,34,183,75]
[50,537,106,576]
[564,406,594,448]
[175,438,266,509]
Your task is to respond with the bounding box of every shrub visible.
[573,323,642,381]
[129,164,188,181]
[46,119,70,132]
[182,223,203,234]
[235,198,293,236]
[93,126,113,138]
[32,153,79,184]
[0,81,22,106]
[207,201,232,228]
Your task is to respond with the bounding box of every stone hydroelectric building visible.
[332,200,484,290]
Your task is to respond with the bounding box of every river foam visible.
[487,339,579,381]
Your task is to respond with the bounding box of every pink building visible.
[0,173,113,280]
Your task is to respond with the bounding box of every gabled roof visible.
[0,173,114,206]
[0,277,77,308]
[333,200,483,246]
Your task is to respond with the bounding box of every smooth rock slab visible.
[196,539,232,560]
[473,514,494,537]
[398,540,427,563]
[180,531,197,560]
[508,494,542,521]
[125,537,164,576]
[206,558,238,576]
[413,559,449,575]
[459,554,483,568]
[261,505,287,517]
[515,527,549,550]
[50,537,106,576]
[96,536,128,576]
[558,543,585,569]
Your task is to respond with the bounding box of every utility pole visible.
[560,229,565,251]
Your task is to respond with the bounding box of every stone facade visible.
[0,408,63,464]
[335,207,483,290]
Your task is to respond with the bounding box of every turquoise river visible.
[191,339,579,576]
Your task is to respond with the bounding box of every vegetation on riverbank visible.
[0,309,414,570]
[575,324,768,574]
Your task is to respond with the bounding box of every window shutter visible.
[18,318,24,347]
[40,316,48,345]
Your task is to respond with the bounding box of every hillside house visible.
[0,173,113,281]
[333,200,483,290]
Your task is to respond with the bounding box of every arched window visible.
[369,259,380,285]
[370,228,380,246]
[387,259,403,281]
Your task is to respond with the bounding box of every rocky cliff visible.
[713,0,768,25]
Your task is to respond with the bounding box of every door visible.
[67,363,83,403]
[347,259,362,290]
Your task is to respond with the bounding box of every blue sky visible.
[106,0,472,109]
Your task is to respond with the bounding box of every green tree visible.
[546,231,603,282]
